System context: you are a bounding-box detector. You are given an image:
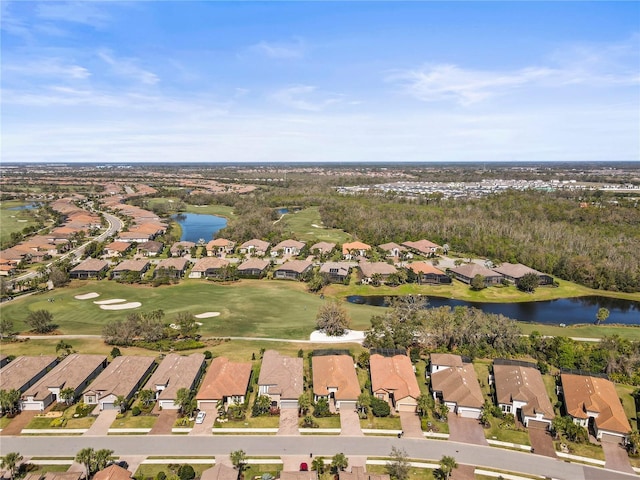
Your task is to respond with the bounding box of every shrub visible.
[155,472,166,480]
[203,350,213,360]
[178,465,195,480]
[313,398,331,418]
[131,406,141,416]
[371,397,391,417]
[50,417,66,427]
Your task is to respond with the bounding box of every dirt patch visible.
[94,298,126,305]
[195,312,220,318]
[100,302,142,310]
[75,292,100,300]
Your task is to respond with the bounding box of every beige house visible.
[310,242,336,256]
[342,241,371,260]
[93,465,133,480]
[271,239,306,257]
[448,263,503,286]
[370,354,420,412]
[69,258,109,279]
[0,355,59,393]
[492,263,554,286]
[155,257,190,278]
[312,354,360,411]
[200,464,238,480]
[430,357,484,419]
[428,354,464,376]
[257,350,303,409]
[273,260,313,280]
[111,259,150,279]
[21,354,107,411]
[239,239,270,256]
[104,241,132,258]
[237,258,270,278]
[492,360,555,428]
[143,353,206,410]
[206,238,236,257]
[358,262,398,285]
[83,356,156,411]
[401,239,441,257]
[196,357,252,410]
[188,257,230,279]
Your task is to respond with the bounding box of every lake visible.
[8,203,37,210]
[346,295,640,326]
[171,213,228,243]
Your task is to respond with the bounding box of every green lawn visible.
[243,463,283,480]
[281,206,352,244]
[615,383,638,431]
[185,204,236,219]
[555,440,604,460]
[110,412,158,429]
[484,417,530,446]
[366,465,436,480]
[0,200,41,244]
[304,415,341,429]
[214,415,280,428]
[25,404,95,430]
[542,375,559,411]
[0,416,13,429]
[360,415,402,430]
[472,360,492,403]
[135,463,214,479]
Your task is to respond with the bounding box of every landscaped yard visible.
[134,463,214,479]
[421,417,449,434]
[304,415,341,429]
[242,463,283,480]
[0,416,13,429]
[214,415,280,428]
[472,360,492,403]
[366,464,436,480]
[615,383,638,431]
[25,404,96,430]
[554,440,605,460]
[360,415,402,430]
[110,412,158,429]
[483,417,531,446]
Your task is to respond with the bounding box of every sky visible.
[1,1,639,163]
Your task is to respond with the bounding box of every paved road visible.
[1,435,636,480]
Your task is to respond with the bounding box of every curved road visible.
[0,435,636,480]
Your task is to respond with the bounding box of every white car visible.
[195,411,206,424]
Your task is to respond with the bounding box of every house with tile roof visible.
[196,357,252,410]
[428,353,464,376]
[339,467,389,480]
[310,242,336,256]
[401,239,441,257]
[206,238,236,257]
[342,241,371,260]
[274,259,313,280]
[201,464,238,480]
[144,353,206,410]
[319,262,353,283]
[312,354,360,411]
[238,239,270,256]
[237,258,271,278]
[104,241,133,258]
[377,242,408,260]
[407,262,451,285]
[0,356,59,393]
[155,257,190,278]
[358,262,398,285]
[188,257,230,279]
[271,239,306,257]
[492,263,554,286]
[70,258,110,279]
[370,354,420,412]
[430,359,484,419]
[448,263,503,286]
[111,259,150,280]
[93,465,133,480]
[258,350,303,410]
[559,373,631,442]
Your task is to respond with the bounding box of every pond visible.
[346,295,640,326]
[171,213,227,243]
[8,203,37,210]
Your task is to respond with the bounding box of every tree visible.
[178,465,195,480]
[315,300,351,336]
[416,394,432,418]
[75,448,94,480]
[298,393,311,416]
[56,340,73,357]
[60,387,75,405]
[175,312,199,338]
[627,430,640,455]
[230,450,248,475]
[0,389,21,416]
[49,266,69,288]
[357,392,372,416]
[313,397,331,418]
[1,452,23,480]
[175,388,195,416]
[26,309,56,333]
[110,347,122,358]
[311,457,326,474]
[596,308,610,325]
[0,317,15,340]
[114,395,127,413]
[470,274,486,291]
[252,395,271,417]
[435,456,457,480]
[93,449,115,473]
[139,389,156,407]
[371,397,391,417]
[330,453,348,473]
[386,447,410,480]
[365,295,427,350]
[517,273,539,293]
[435,402,449,421]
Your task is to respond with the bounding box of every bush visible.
[132,406,141,416]
[155,472,166,480]
[74,402,93,417]
[203,350,213,360]
[313,398,331,418]
[50,417,66,427]
[178,465,195,480]
[371,397,391,417]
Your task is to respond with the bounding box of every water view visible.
[171,213,227,243]
[347,295,640,326]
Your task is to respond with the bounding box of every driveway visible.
[450,464,475,480]
[84,410,119,436]
[278,408,300,436]
[527,420,556,458]
[0,411,37,435]
[601,434,635,474]
[447,415,488,445]
[339,409,362,436]
[399,412,423,438]
[148,410,177,435]
[189,407,217,436]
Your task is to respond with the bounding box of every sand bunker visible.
[75,292,100,300]
[94,299,126,305]
[195,312,221,319]
[100,302,141,310]
[309,329,365,344]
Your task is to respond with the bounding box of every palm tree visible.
[330,453,348,473]
[93,449,114,473]
[1,452,23,480]
[60,387,75,406]
[113,395,127,413]
[139,389,155,407]
[437,456,457,480]
[75,447,94,480]
[311,457,325,474]
[0,389,21,416]
[416,394,431,418]
[230,450,247,476]
[595,308,610,325]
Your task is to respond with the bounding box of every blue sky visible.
[2,1,639,163]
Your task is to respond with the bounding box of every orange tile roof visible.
[312,354,360,401]
[430,364,484,409]
[93,465,132,480]
[407,262,445,275]
[342,241,371,255]
[196,357,252,401]
[370,354,420,402]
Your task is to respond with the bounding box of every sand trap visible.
[75,292,100,300]
[195,312,220,318]
[311,224,324,228]
[309,329,365,344]
[94,299,126,305]
[195,322,203,326]
[100,302,141,310]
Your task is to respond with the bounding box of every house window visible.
[502,405,511,413]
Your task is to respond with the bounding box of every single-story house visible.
[21,354,107,411]
[281,473,318,480]
[319,262,352,283]
[0,263,17,276]
[111,259,150,280]
[448,263,503,286]
[377,242,408,260]
[492,359,555,428]
[0,355,59,393]
[206,238,236,257]
[104,241,132,257]
[138,241,164,257]
[339,467,390,480]
[559,373,631,442]
[271,239,306,257]
[491,263,554,286]
[0,354,9,368]
[154,257,190,278]
[312,354,360,411]
[274,260,313,280]
[310,242,336,256]
[401,239,441,257]
[70,258,109,279]
[358,262,398,285]
[200,464,238,480]
[93,464,133,480]
[238,239,270,256]
[196,357,252,410]
[188,257,230,279]
[170,241,196,257]
[342,241,371,260]
[407,262,451,285]
[117,231,152,243]
[237,258,270,278]
[370,353,420,413]
[82,356,156,411]
[143,353,206,410]
[430,360,484,419]
[257,350,303,409]
[428,353,464,376]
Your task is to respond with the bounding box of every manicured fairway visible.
[281,206,352,244]
[0,200,40,244]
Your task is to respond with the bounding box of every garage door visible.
[159,400,178,410]
[458,408,480,419]
[338,400,357,411]
[280,400,298,410]
[396,403,416,413]
[102,402,118,410]
[197,400,218,410]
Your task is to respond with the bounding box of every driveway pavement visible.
[148,410,177,435]
[527,420,556,458]
[447,415,488,446]
[85,410,119,436]
[189,407,217,436]
[339,409,362,436]
[601,434,635,474]
[119,455,147,475]
[450,464,475,480]
[0,411,37,435]
[278,408,300,436]
[399,412,423,438]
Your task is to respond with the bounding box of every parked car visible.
[195,411,206,424]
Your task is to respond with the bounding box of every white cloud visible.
[250,38,306,59]
[36,2,111,28]
[271,85,343,111]
[3,59,91,80]
[98,50,159,85]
